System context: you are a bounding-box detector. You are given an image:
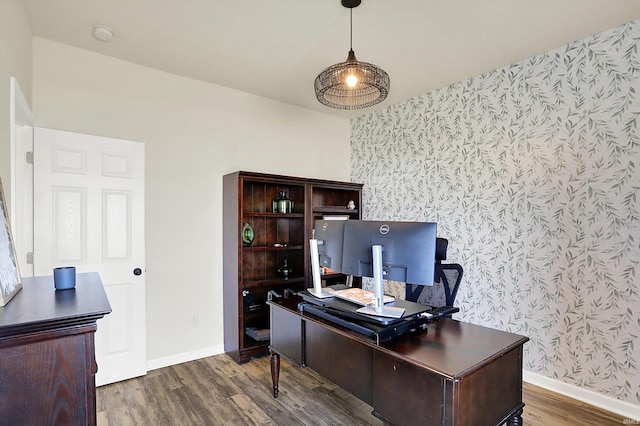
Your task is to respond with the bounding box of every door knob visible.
[133,268,142,276]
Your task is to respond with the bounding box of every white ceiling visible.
[22,0,640,119]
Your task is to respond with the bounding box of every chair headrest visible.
[435,237,448,262]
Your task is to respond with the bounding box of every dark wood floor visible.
[97,353,626,425]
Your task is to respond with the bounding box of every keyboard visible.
[331,287,394,306]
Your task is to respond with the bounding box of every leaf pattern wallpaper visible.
[351,20,640,404]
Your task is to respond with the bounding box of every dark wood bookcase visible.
[223,171,362,363]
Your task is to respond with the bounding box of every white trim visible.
[9,77,35,278]
[146,345,224,372]
[524,370,640,421]
[9,76,34,220]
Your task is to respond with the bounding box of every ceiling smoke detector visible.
[93,25,114,42]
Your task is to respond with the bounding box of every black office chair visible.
[405,238,463,309]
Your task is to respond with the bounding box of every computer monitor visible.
[342,220,437,317]
[308,219,348,298]
[314,219,347,273]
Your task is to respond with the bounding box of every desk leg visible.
[507,407,523,426]
[270,349,280,398]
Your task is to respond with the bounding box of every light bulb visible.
[346,74,358,88]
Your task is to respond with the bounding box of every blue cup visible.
[54,266,76,290]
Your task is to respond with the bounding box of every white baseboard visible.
[146,344,224,372]
[523,370,640,421]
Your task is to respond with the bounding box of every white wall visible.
[0,0,32,210]
[32,37,351,363]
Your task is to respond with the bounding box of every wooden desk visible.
[269,297,529,426]
[0,272,111,425]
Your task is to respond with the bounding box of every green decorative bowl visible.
[242,222,255,246]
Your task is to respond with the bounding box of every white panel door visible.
[34,127,146,386]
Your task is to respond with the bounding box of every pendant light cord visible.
[350,8,353,50]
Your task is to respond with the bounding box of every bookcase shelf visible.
[223,171,362,363]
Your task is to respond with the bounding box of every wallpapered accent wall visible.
[351,20,640,404]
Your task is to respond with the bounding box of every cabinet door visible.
[372,352,444,426]
[269,304,303,365]
[305,321,374,405]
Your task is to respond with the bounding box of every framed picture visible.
[0,178,22,306]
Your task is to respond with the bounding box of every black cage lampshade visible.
[314,0,390,110]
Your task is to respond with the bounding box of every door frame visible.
[10,76,34,278]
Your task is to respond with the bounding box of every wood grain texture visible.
[97,354,626,426]
[1,274,110,426]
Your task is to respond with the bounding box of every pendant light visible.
[314,0,390,110]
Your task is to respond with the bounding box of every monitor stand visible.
[307,239,335,299]
[356,245,405,318]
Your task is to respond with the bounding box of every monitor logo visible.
[322,222,328,231]
[379,224,390,235]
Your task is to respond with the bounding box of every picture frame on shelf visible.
[0,178,22,307]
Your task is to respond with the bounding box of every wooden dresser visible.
[0,272,111,425]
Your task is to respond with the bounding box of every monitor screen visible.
[342,220,437,286]
[313,219,347,273]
